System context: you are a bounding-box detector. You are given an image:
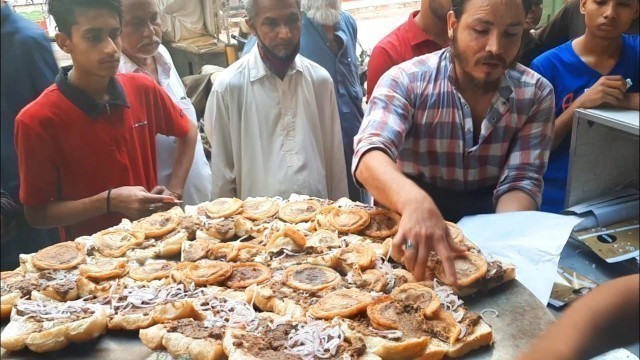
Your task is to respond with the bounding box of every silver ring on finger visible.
[405,240,415,251]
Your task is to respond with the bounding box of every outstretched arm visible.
[519,274,640,360]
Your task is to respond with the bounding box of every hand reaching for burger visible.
[391,197,467,284]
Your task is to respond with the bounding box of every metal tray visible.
[1,280,555,360]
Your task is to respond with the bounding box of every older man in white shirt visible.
[118,0,212,205]
[203,0,348,200]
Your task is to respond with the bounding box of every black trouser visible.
[407,175,495,222]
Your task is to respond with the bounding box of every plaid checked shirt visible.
[353,48,555,206]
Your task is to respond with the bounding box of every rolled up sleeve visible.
[352,67,415,186]
[494,78,555,207]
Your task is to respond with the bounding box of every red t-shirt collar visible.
[406,10,435,47]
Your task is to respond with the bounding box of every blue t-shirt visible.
[530,34,639,213]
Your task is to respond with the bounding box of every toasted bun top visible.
[33,242,86,270]
[278,200,321,223]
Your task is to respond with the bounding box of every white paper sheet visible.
[457,211,584,305]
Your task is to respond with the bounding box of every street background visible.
[9,0,564,70]
[38,0,419,69]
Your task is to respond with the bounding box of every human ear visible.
[447,11,457,40]
[55,32,72,54]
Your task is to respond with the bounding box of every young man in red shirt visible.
[366,0,451,101]
[15,0,198,241]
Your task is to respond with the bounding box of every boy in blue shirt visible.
[531,0,639,213]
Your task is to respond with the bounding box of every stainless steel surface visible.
[1,280,554,360]
[574,108,640,136]
[557,239,638,287]
[567,109,639,208]
[463,280,556,359]
[0,330,155,360]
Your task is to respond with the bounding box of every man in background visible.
[1,1,59,270]
[241,0,366,202]
[298,0,365,202]
[16,0,197,241]
[365,0,451,101]
[518,0,544,66]
[204,0,348,200]
[119,0,212,205]
[531,0,638,213]
[530,0,638,55]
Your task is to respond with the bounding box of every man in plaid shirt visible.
[353,0,555,283]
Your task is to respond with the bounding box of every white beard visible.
[302,0,342,26]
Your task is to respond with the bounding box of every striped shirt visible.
[353,48,555,206]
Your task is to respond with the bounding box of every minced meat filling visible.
[16,307,94,324]
[395,312,428,339]
[460,311,481,335]
[486,261,505,281]
[167,319,224,340]
[348,317,393,339]
[367,214,394,231]
[179,216,201,240]
[48,281,77,298]
[207,218,234,239]
[229,266,264,283]
[184,243,209,262]
[231,332,300,360]
[267,282,326,307]
[293,267,333,286]
[3,277,38,297]
[118,306,152,316]
[393,274,412,288]
[421,318,456,342]
[150,215,172,228]
[255,322,296,348]
[334,336,367,358]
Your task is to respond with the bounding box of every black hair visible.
[451,0,533,18]
[47,0,123,36]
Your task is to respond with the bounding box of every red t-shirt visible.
[15,68,190,240]
[366,11,444,101]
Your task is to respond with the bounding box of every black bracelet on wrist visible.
[106,188,113,214]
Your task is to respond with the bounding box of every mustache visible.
[476,54,507,67]
[99,56,120,64]
[137,38,161,49]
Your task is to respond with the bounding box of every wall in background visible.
[540,0,567,26]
